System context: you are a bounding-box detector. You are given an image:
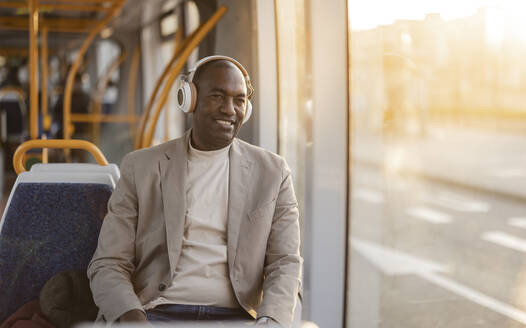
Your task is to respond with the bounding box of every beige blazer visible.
[87,131,302,327]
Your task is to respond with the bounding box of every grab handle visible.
[13,139,109,174]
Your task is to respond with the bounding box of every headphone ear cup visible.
[242,100,252,124]
[176,81,190,113]
[188,82,197,113]
[177,81,198,113]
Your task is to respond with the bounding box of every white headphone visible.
[176,55,254,124]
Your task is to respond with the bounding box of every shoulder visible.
[121,137,182,167]
[234,138,288,173]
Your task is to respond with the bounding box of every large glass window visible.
[348,1,526,327]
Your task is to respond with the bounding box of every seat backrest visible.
[0,171,114,323]
[30,163,120,183]
[0,171,115,227]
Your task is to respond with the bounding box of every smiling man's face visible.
[190,60,248,151]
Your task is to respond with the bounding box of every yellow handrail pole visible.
[91,51,127,144]
[29,0,39,140]
[42,147,48,163]
[134,27,199,149]
[0,16,100,33]
[39,4,120,12]
[0,2,121,11]
[13,139,109,174]
[127,44,141,140]
[0,87,26,101]
[0,48,29,57]
[63,6,123,142]
[41,26,50,132]
[71,113,139,123]
[42,0,126,6]
[43,0,127,4]
[142,6,227,148]
[41,26,49,163]
[174,26,183,48]
[42,134,48,163]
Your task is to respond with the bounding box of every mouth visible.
[215,119,235,128]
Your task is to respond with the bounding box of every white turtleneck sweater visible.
[143,140,238,310]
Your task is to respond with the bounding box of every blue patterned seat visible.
[0,174,114,323]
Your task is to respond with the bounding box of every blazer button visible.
[158,283,166,291]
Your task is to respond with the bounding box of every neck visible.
[190,131,231,151]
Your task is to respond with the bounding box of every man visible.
[87,56,302,327]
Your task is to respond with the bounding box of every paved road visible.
[348,161,526,328]
[353,127,526,200]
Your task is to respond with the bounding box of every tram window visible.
[347,1,526,327]
[96,40,121,83]
[95,40,121,106]
[160,10,179,39]
[184,1,200,67]
[158,1,199,42]
[184,1,200,35]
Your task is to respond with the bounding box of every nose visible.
[220,96,236,116]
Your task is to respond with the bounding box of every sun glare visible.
[349,0,526,44]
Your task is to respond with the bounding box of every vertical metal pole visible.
[41,26,49,131]
[42,134,48,163]
[29,0,39,139]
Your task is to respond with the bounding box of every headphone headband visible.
[186,55,254,99]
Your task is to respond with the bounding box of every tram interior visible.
[1,0,526,327]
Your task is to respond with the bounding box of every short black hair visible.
[192,59,254,98]
[192,59,238,88]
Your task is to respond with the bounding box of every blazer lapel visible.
[160,130,190,276]
[227,139,253,272]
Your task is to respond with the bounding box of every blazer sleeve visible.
[257,159,303,327]
[87,153,144,322]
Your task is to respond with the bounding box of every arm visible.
[257,160,303,327]
[87,153,145,323]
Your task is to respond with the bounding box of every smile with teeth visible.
[216,119,234,127]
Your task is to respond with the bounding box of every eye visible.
[209,94,224,101]
[234,98,246,106]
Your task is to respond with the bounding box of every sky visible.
[348,0,526,30]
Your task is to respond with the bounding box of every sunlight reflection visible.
[384,146,407,174]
